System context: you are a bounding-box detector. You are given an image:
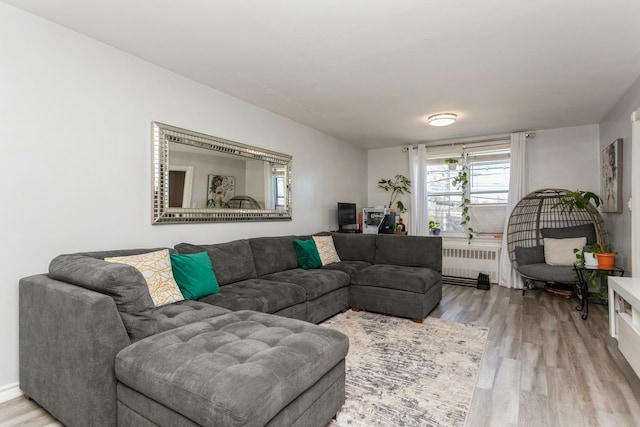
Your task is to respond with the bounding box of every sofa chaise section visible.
[115,311,349,427]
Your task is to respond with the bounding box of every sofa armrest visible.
[20,274,131,427]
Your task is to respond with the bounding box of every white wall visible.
[599,73,640,274]
[367,125,601,228]
[367,146,409,211]
[527,125,600,192]
[0,4,367,394]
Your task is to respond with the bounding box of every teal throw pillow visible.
[293,239,322,270]
[169,252,220,300]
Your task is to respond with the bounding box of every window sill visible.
[439,233,503,247]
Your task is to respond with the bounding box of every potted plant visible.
[429,220,441,236]
[590,243,617,270]
[552,190,602,213]
[377,174,411,213]
[583,244,600,268]
[574,243,618,304]
[444,158,459,171]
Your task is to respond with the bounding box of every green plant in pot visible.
[552,190,602,213]
[573,245,598,269]
[444,158,458,171]
[429,220,441,236]
[378,174,411,213]
[575,243,617,304]
[589,243,617,270]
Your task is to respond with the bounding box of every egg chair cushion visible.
[517,264,576,284]
[514,245,545,266]
[540,223,597,245]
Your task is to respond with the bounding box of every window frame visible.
[425,144,510,236]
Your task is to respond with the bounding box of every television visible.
[337,202,357,232]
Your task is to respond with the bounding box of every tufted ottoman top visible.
[115,310,349,426]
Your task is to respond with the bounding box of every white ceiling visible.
[5,0,640,149]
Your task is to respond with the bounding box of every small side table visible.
[573,264,624,320]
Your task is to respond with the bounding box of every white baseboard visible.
[0,382,23,404]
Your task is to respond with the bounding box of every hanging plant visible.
[444,158,459,171]
[451,154,474,243]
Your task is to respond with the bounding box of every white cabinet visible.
[608,277,640,378]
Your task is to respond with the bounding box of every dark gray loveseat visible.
[19,233,442,426]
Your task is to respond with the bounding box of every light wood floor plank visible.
[1,284,639,426]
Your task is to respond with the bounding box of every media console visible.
[608,276,640,379]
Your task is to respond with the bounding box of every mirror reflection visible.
[152,122,292,224]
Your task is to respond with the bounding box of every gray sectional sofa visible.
[19,232,442,427]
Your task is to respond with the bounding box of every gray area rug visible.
[323,311,489,427]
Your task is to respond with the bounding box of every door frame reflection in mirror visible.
[152,122,292,224]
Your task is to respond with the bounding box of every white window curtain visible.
[408,144,428,236]
[498,132,528,288]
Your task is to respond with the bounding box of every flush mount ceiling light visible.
[427,113,457,127]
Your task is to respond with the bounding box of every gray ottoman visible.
[115,310,349,427]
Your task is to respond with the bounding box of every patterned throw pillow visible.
[105,249,184,307]
[312,236,341,266]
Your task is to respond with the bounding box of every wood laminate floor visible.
[1,284,639,426]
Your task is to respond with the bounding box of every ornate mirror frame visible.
[152,122,292,224]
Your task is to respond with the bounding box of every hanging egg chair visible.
[506,188,608,286]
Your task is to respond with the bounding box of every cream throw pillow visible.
[312,236,341,266]
[105,249,184,307]
[543,237,587,266]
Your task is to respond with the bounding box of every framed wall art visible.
[601,139,622,213]
[207,174,235,208]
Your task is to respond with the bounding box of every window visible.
[274,175,286,208]
[426,146,510,234]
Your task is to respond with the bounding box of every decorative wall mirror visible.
[152,122,292,224]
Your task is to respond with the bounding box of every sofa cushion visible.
[517,263,576,283]
[105,249,184,307]
[169,252,220,300]
[352,264,441,294]
[174,240,257,286]
[375,234,442,271]
[321,260,372,276]
[198,279,307,313]
[293,239,322,270]
[249,236,299,276]
[115,311,349,427]
[330,233,377,263]
[261,269,350,300]
[49,253,158,341]
[540,223,597,245]
[155,300,231,333]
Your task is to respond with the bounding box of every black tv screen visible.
[337,202,357,229]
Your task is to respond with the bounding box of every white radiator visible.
[442,244,501,284]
